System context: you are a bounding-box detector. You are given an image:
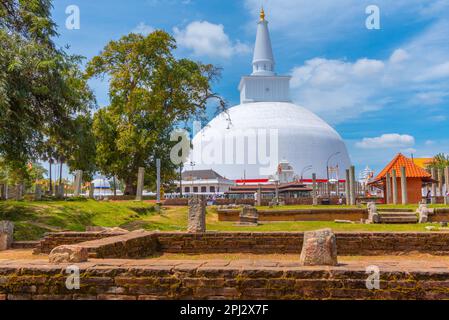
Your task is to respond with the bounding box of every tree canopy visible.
[87,31,225,194]
[0,0,96,181]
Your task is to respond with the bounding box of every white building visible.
[187,9,351,180]
[175,169,235,195]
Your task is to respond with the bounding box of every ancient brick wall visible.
[35,231,449,257]
[156,232,449,255]
[35,231,126,254]
[217,208,368,222]
[1,261,449,300]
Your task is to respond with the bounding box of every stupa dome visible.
[187,9,351,180]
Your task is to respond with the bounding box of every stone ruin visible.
[188,195,206,233]
[239,206,259,225]
[0,221,14,251]
[417,202,433,223]
[367,202,380,224]
[49,245,88,263]
[299,228,338,266]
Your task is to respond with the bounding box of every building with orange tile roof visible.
[369,153,433,204]
[412,158,433,169]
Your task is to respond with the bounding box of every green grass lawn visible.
[0,200,446,240]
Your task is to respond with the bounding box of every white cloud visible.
[132,22,155,35]
[244,0,448,41]
[389,49,409,64]
[401,148,417,154]
[355,134,415,149]
[174,21,251,59]
[288,19,449,123]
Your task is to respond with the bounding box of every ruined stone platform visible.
[0,254,448,300]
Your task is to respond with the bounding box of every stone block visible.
[299,228,338,266]
[367,202,380,223]
[49,245,88,263]
[0,221,14,251]
[239,206,258,225]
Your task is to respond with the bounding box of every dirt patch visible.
[0,249,46,260]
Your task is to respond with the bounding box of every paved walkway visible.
[0,250,448,273]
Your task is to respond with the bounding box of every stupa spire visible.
[252,8,275,76]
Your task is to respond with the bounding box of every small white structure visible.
[271,159,295,183]
[89,178,123,197]
[175,170,235,195]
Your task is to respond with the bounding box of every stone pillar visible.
[367,202,380,223]
[431,168,437,204]
[34,184,42,201]
[136,167,145,201]
[156,159,161,204]
[400,166,408,205]
[444,167,449,204]
[239,206,258,225]
[188,195,206,233]
[349,166,356,205]
[74,170,83,197]
[256,184,262,206]
[89,183,95,199]
[345,169,350,205]
[56,183,65,199]
[0,221,14,251]
[392,169,398,205]
[385,172,391,204]
[438,168,444,197]
[312,173,318,206]
[15,184,23,201]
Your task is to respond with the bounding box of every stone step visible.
[380,212,417,217]
[378,208,414,212]
[379,212,417,224]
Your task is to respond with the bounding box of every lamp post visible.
[326,152,341,196]
[179,163,183,197]
[190,161,195,195]
[300,165,313,183]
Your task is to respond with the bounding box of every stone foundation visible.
[218,208,368,222]
[1,259,449,300]
[35,231,449,257]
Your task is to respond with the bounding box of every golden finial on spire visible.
[260,7,265,21]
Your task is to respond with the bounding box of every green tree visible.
[0,0,96,176]
[428,153,449,170]
[87,31,225,194]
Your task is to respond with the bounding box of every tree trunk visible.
[113,176,117,197]
[59,161,63,185]
[124,181,137,196]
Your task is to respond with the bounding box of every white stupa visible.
[188,9,351,180]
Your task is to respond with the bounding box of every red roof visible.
[372,153,431,182]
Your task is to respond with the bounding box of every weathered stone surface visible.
[2,257,449,300]
[417,202,433,223]
[73,170,83,197]
[188,195,206,233]
[299,228,338,266]
[0,221,14,251]
[49,245,88,263]
[367,202,380,224]
[34,185,42,201]
[136,167,145,201]
[239,206,258,225]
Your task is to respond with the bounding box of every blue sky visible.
[49,0,449,178]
